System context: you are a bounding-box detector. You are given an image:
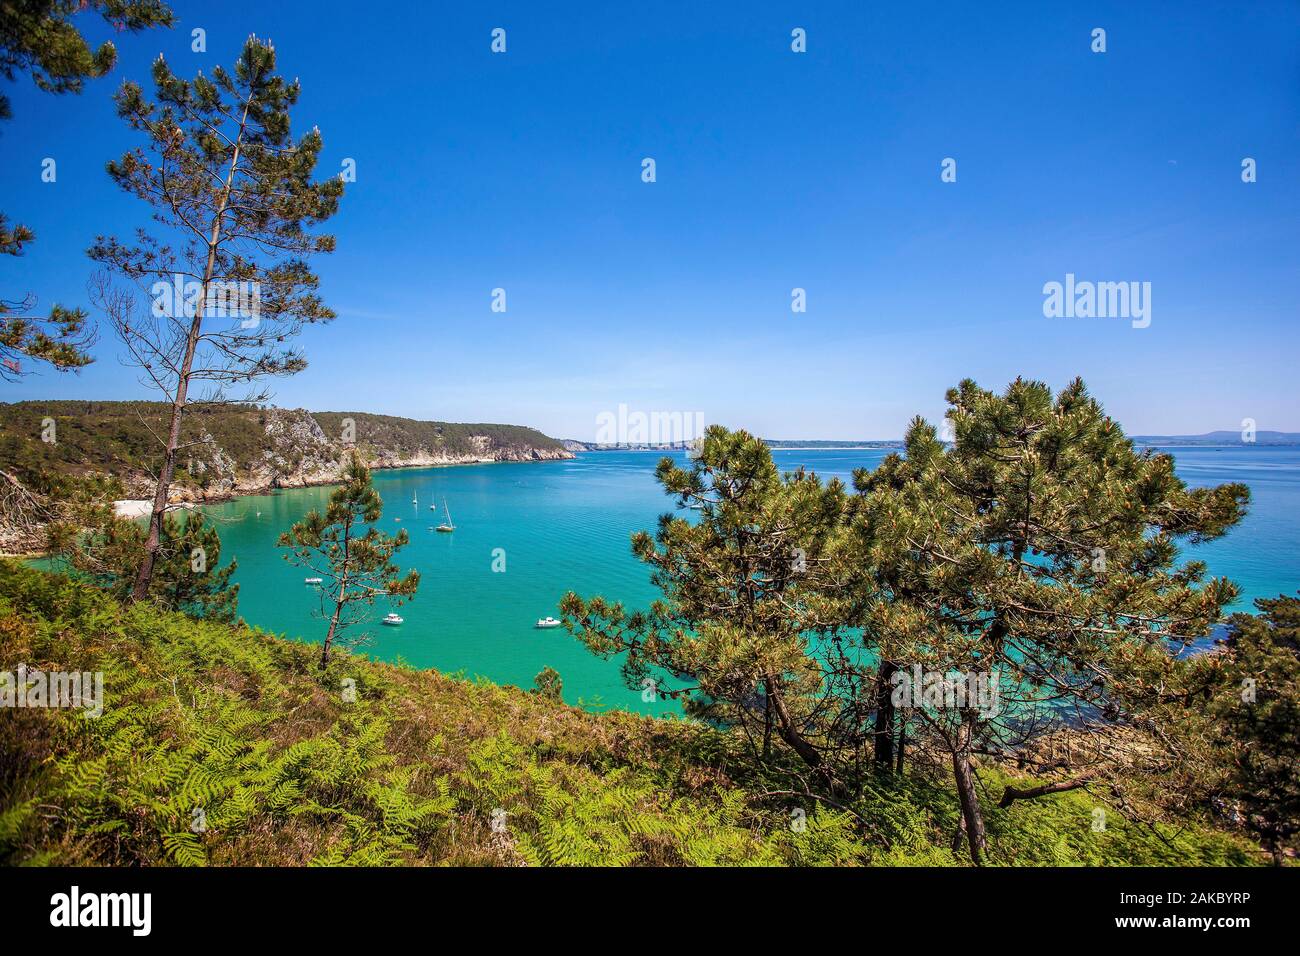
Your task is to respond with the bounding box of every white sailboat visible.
[436,496,455,532]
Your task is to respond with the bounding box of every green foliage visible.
[533,666,563,702]
[558,379,1263,866]
[1206,595,1300,862]
[0,0,175,121]
[52,509,239,622]
[92,33,343,390]
[313,411,569,460]
[0,295,94,380]
[0,554,1263,867]
[976,767,1254,866]
[851,377,1249,860]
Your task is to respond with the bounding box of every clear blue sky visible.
[2,0,1297,439]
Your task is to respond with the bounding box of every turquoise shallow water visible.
[203,446,1300,714]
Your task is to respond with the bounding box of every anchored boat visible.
[436,497,455,532]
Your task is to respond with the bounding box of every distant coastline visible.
[1131,431,1300,447]
[564,433,1300,452]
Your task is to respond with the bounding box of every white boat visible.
[535,616,562,629]
[304,577,323,585]
[436,496,455,532]
[382,612,404,626]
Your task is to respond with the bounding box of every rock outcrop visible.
[0,400,574,507]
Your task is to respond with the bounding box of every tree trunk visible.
[766,678,845,797]
[896,724,906,774]
[319,516,352,669]
[1268,834,1283,867]
[321,604,340,669]
[873,660,897,771]
[998,773,1094,809]
[951,719,988,865]
[131,98,253,602]
[762,692,772,761]
[130,314,202,602]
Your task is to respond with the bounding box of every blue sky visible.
[2,0,1297,439]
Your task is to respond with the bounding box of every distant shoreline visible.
[570,440,1300,451]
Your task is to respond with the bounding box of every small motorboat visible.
[382,612,404,626]
[305,577,323,586]
[535,616,562,629]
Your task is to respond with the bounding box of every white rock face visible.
[162,408,572,503]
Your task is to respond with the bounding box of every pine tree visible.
[145,511,239,622]
[0,1,172,377]
[533,666,564,702]
[852,377,1248,863]
[561,426,855,791]
[1210,594,1300,864]
[88,35,343,602]
[278,453,419,669]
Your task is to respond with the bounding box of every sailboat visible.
[435,496,455,532]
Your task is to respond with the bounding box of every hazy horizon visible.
[2,392,1293,445]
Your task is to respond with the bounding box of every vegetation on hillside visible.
[0,561,1259,866]
[0,400,568,494]
[312,411,573,461]
[1206,597,1300,862]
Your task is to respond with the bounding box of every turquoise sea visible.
[205,446,1300,715]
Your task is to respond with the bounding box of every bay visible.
[203,446,1300,715]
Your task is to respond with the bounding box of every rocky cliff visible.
[0,401,573,505]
